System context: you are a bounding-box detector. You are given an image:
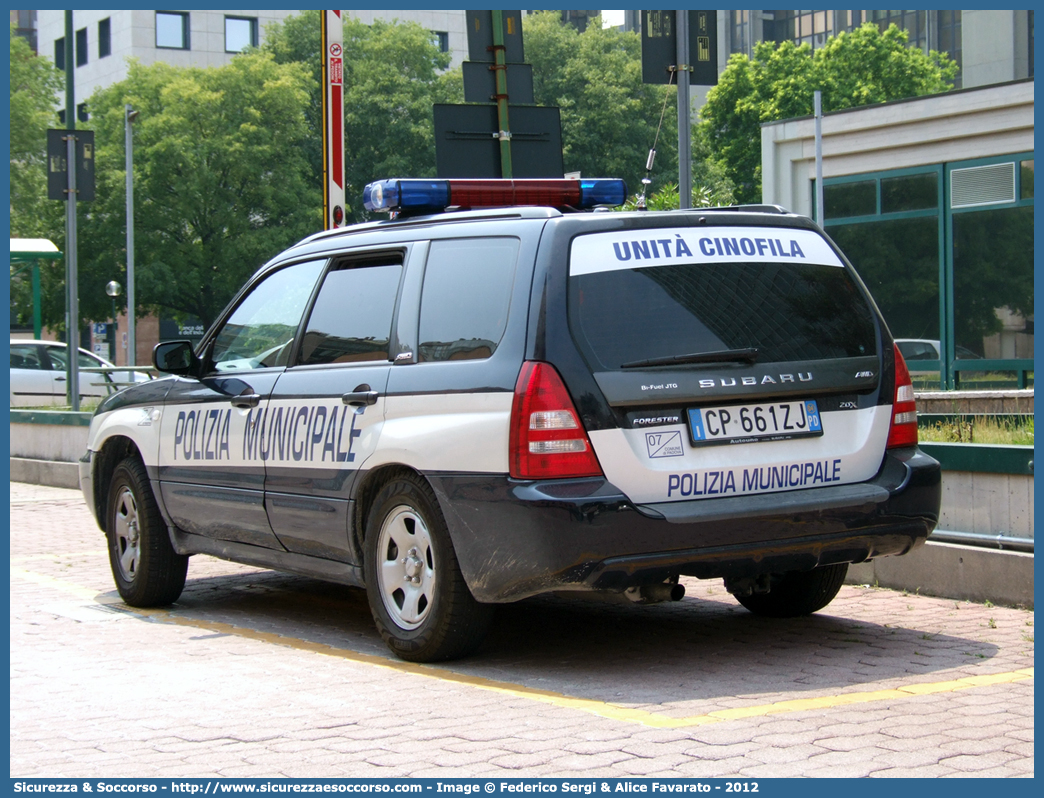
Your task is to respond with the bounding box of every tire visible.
[105,457,188,607]
[363,473,493,662]
[735,563,848,618]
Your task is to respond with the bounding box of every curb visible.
[847,540,1034,608]
[10,457,80,491]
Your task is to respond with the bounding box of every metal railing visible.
[75,365,157,394]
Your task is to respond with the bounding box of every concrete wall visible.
[10,413,90,463]
[761,79,1034,215]
[937,471,1033,540]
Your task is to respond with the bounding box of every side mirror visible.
[153,340,199,377]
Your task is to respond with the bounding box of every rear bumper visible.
[428,447,941,602]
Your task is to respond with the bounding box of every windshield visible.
[567,227,877,371]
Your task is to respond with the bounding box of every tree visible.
[74,53,319,329]
[524,11,679,194]
[10,27,66,331]
[700,23,958,203]
[10,27,64,239]
[263,13,458,222]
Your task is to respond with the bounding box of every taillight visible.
[887,346,919,448]
[509,361,604,479]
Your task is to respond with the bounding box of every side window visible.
[297,257,403,366]
[418,238,519,362]
[210,260,325,372]
[10,345,45,370]
[41,346,96,370]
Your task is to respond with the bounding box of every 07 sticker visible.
[645,431,684,458]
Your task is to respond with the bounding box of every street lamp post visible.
[106,280,121,363]
[126,104,138,366]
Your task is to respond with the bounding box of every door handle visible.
[230,393,261,409]
[54,376,66,382]
[342,383,379,407]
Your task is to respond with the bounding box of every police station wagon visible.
[79,178,941,662]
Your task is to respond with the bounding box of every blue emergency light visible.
[362,178,628,214]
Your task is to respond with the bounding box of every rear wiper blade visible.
[620,347,760,369]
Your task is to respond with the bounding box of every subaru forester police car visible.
[79,177,941,662]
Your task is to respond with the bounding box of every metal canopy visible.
[10,238,63,262]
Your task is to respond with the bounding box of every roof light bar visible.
[362,178,628,214]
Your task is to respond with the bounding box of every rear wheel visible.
[735,564,848,617]
[364,473,493,662]
[106,457,188,606]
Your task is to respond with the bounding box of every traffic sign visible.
[47,128,95,201]
[641,10,718,86]
[433,104,563,178]
[465,10,525,63]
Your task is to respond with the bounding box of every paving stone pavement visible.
[9,481,1034,778]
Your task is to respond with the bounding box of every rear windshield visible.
[568,228,876,371]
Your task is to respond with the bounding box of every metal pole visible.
[31,264,41,339]
[126,104,136,367]
[66,132,80,410]
[814,90,824,226]
[676,10,691,209]
[491,9,513,178]
[64,10,80,410]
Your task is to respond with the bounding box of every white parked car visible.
[9,339,149,407]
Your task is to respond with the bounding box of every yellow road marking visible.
[11,566,1034,729]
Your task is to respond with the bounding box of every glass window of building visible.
[937,11,962,87]
[75,27,87,66]
[870,10,927,50]
[828,216,941,344]
[730,10,750,56]
[156,11,189,50]
[224,16,257,53]
[432,31,449,53]
[1030,10,1035,77]
[54,37,65,71]
[823,181,876,219]
[98,18,111,59]
[824,153,1033,388]
[765,10,835,50]
[952,205,1033,358]
[881,173,938,214]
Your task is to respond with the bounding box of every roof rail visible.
[681,204,793,215]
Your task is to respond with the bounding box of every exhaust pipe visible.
[625,581,686,604]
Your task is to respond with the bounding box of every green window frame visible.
[944,152,1034,389]
[820,154,1033,390]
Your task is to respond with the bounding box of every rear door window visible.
[568,226,876,370]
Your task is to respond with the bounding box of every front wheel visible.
[735,564,848,618]
[363,474,493,662]
[106,457,188,606]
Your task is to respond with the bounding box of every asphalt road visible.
[9,481,1034,778]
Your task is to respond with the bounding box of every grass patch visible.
[918,415,1034,445]
[15,399,102,413]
